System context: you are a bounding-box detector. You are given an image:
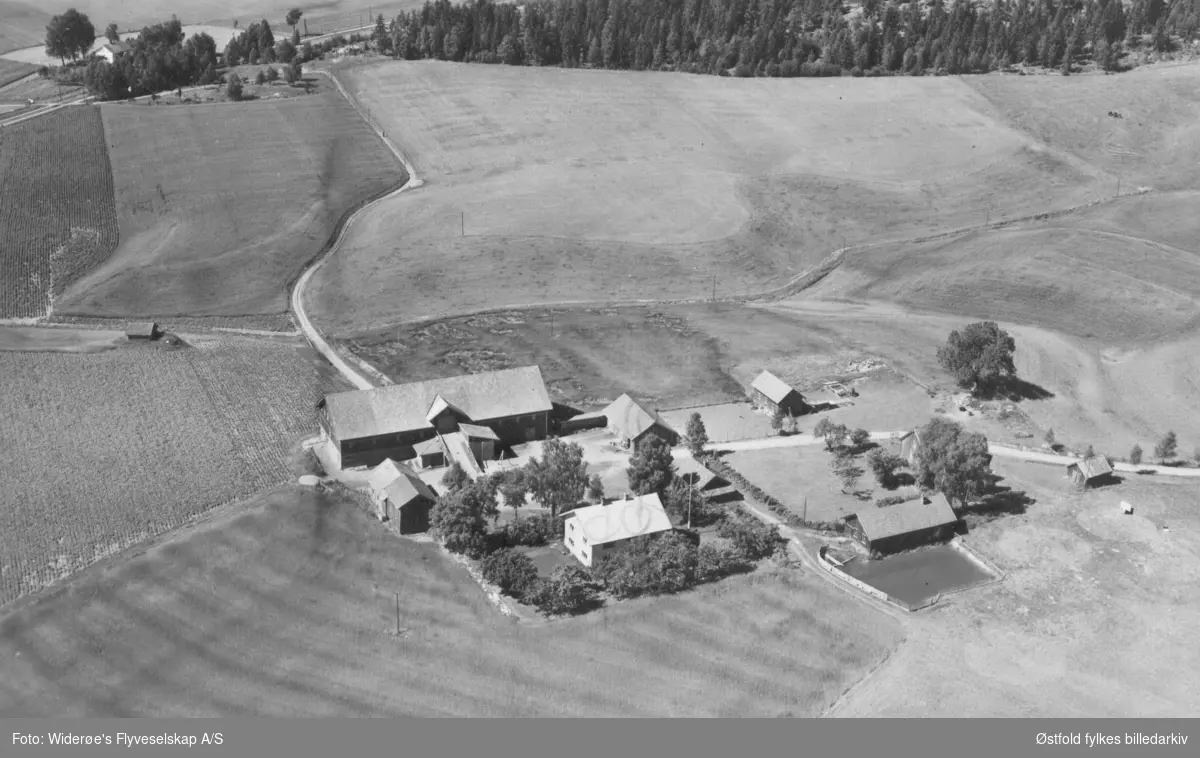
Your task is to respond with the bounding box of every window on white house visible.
[568,537,575,546]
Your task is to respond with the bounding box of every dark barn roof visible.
[1068,456,1113,480]
[848,494,958,542]
[323,366,553,441]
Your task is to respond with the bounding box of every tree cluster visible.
[913,416,993,508]
[937,320,1017,395]
[81,20,219,100]
[377,0,1200,78]
[45,9,96,64]
[224,19,277,66]
[626,435,677,496]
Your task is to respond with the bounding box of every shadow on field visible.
[979,377,1056,402]
[958,477,1036,530]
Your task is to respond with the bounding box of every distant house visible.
[317,365,553,469]
[843,493,959,555]
[899,429,923,466]
[366,459,437,534]
[1067,456,1114,488]
[602,394,679,450]
[751,370,810,416]
[562,493,673,567]
[125,321,159,340]
[95,40,132,63]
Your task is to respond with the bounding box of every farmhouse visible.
[366,459,436,534]
[603,394,679,450]
[899,429,923,466]
[562,493,673,568]
[95,40,132,63]
[1067,456,1114,488]
[125,321,159,340]
[751,370,810,416]
[317,365,553,469]
[843,493,959,555]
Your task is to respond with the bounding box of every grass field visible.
[829,458,1200,716]
[0,486,903,716]
[0,105,118,319]
[53,90,404,320]
[0,58,34,88]
[304,60,1158,333]
[0,335,349,607]
[724,443,921,524]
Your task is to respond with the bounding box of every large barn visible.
[603,393,679,451]
[317,366,554,469]
[751,370,811,416]
[843,493,959,555]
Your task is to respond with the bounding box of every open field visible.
[306,60,1151,333]
[0,105,118,318]
[660,403,776,444]
[0,324,125,352]
[0,336,349,607]
[724,442,921,524]
[54,90,404,320]
[0,486,902,716]
[829,458,1200,716]
[0,58,34,88]
[0,0,45,55]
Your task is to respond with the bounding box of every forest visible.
[374,0,1200,76]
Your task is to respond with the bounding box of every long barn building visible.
[317,365,554,469]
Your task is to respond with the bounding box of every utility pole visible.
[687,485,692,529]
[711,274,717,301]
[461,211,464,237]
[394,592,400,635]
[1116,178,1121,197]
[802,496,807,523]
[985,208,990,225]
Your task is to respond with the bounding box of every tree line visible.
[373,0,1199,77]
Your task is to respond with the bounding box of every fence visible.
[818,547,940,612]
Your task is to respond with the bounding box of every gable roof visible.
[603,394,677,442]
[125,321,157,337]
[1068,456,1113,480]
[848,493,958,542]
[99,40,132,53]
[459,423,500,441]
[751,370,800,404]
[674,456,726,490]
[413,437,446,456]
[323,366,553,441]
[564,494,673,545]
[426,394,466,423]
[367,459,437,507]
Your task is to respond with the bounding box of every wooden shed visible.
[843,493,959,555]
[1067,456,1114,488]
[751,370,811,416]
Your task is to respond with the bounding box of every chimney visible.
[624,492,632,502]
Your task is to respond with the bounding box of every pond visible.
[840,544,996,606]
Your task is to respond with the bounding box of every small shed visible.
[843,493,959,555]
[751,370,811,416]
[125,321,159,340]
[366,459,436,534]
[413,437,447,469]
[1067,456,1114,488]
[459,423,500,463]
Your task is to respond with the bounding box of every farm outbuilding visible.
[560,409,607,434]
[125,321,159,340]
[603,394,679,451]
[843,493,959,555]
[751,370,811,416]
[899,429,923,466]
[317,365,553,469]
[412,437,447,469]
[366,459,437,534]
[1067,456,1114,488]
[562,493,673,568]
[95,40,132,63]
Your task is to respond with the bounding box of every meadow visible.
[0,58,34,88]
[0,486,903,716]
[303,59,1178,334]
[0,105,118,319]
[0,336,349,606]
[54,89,404,320]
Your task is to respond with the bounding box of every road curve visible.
[289,67,423,392]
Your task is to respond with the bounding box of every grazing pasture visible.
[0,105,118,318]
[0,487,902,716]
[0,58,34,88]
[55,90,404,320]
[308,59,1132,333]
[0,0,45,55]
[0,336,347,607]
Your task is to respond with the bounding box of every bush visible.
[266,66,279,82]
[254,69,266,85]
[696,544,750,583]
[525,564,594,615]
[225,73,243,101]
[875,493,919,507]
[717,513,787,561]
[502,512,559,547]
[1129,443,1143,466]
[480,549,539,598]
[850,428,871,450]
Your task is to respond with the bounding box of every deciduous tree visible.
[525,438,588,516]
[45,9,96,64]
[1130,443,1144,465]
[684,412,709,457]
[936,321,1017,394]
[866,448,906,489]
[105,23,119,43]
[1155,430,1177,463]
[913,416,993,508]
[626,435,675,495]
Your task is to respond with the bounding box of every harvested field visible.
[0,487,902,716]
[829,459,1200,717]
[0,324,124,352]
[0,105,118,318]
[0,0,44,54]
[0,336,349,607]
[309,60,1123,333]
[54,90,404,319]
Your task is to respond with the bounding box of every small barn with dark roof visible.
[602,393,679,451]
[751,370,810,416]
[1067,456,1114,488]
[843,493,959,555]
[366,459,437,534]
[125,321,159,340]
